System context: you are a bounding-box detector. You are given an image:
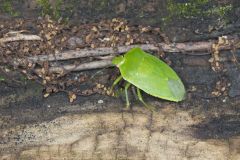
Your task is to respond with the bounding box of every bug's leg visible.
[131,86,138,100]
[124,82,131,108]
[137,88,155,111]
[111,75,123,91]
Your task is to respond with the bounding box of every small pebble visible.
[98,100,104,104]
[222,98,227,103]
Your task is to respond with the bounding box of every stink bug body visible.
[112,47,185,108]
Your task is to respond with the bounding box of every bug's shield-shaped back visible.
[112,47,186,103]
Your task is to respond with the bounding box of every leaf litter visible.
[0,17,167,102]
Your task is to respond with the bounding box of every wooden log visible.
[0,104,239,159]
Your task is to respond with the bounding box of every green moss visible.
[1,0,19,17]
[37,0,63,20]
[165,0,232,21]
[37,0,52,16]
[19,75,28,83]
[0,76,5,81]
[95,0,109,11]
[53,0,63,19]
[208,5,232,17]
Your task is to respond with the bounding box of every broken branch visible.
[39,51,239,74]
[28,38,239,62]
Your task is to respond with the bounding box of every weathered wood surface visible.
[1,51,240,160]
[1,105,239,160]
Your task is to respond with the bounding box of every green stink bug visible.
[112,47,186,108]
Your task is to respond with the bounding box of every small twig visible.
[27,43,200,62]
[28,38,239,62]
[0,34,42,43]
[95,55,115,60]
[35,60,113,74]
[42,51,239,74]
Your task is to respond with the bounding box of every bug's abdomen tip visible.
[168,79,186,101]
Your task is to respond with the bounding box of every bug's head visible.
[112,56,125,67]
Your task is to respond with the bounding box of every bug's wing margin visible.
[168,79,186,102]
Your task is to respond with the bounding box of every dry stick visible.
[35,60,113,74]
[29,45,158,62]
[35,42,239,73]
[0,34,42,43]
[42,53,237,74]
[30,38,239,73]
[28,40,237,63]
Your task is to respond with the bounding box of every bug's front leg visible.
[124,82,131,108]
[137,88,155,111]
[111,75,123,91]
